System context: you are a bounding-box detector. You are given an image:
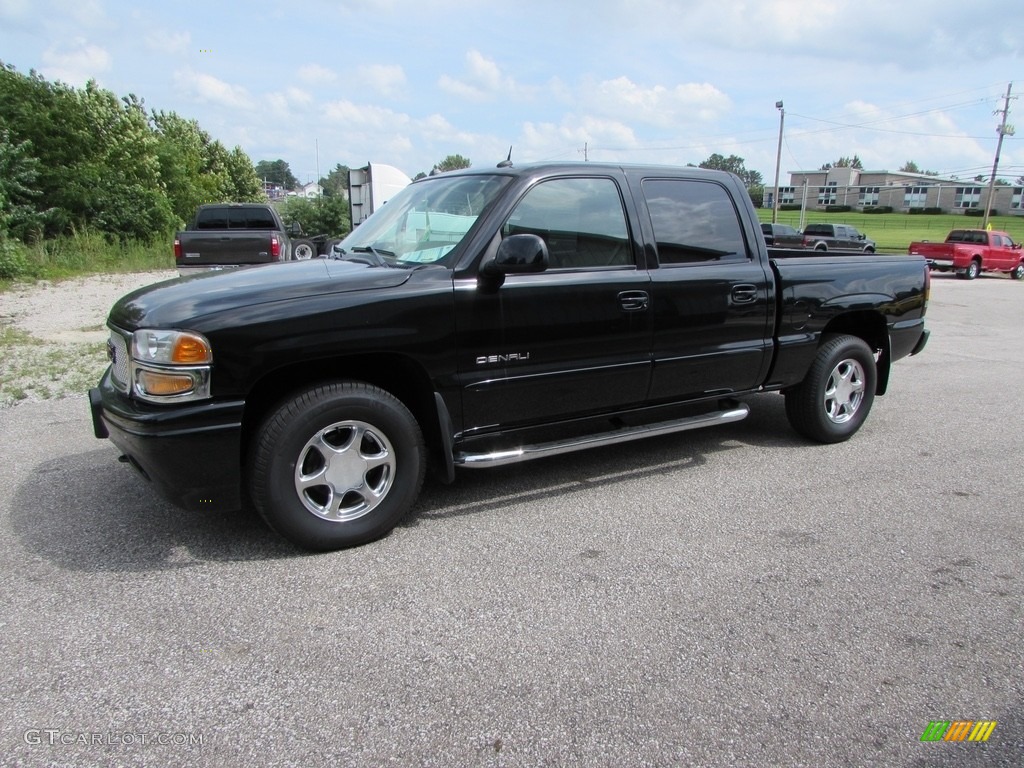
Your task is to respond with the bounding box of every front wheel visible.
[1010,263,1024,281]
[785,334,877,443]
[249,382,426,550]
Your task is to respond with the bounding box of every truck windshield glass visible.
[338,174,510,266]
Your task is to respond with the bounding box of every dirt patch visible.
[1,270,176,407]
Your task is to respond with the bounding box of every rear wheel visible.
[249,382,426,551]
[962,259,981,280]
[292,239,315,260]
[785,334,877,443]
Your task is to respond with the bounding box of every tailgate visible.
[177,231,277,267]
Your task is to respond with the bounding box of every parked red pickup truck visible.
[908,229,1024,280]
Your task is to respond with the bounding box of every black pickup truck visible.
[174,203,304,273]
[91,163,929,550]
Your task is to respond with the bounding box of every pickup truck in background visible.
[908,229,1024,280]
[91,162,929,551]
[174,203,297,273]
[802,223,877,252]
[761,222,804,248]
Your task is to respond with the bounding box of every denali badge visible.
[476,352,531,365]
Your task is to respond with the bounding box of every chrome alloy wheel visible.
[822,358,866,424]
[294,420,396,522]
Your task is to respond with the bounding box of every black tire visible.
[249,382,426,551]
[292,239,316,260]
[1010,263,1024,281]
[785,334,877,444]
[962,259,981,280]
[815,243,828,252]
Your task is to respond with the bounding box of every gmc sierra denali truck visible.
[90,163,930,551]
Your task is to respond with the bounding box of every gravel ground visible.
[0,270,175,407]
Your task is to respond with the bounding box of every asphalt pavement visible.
[1,272,1021,767]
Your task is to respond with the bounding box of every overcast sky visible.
[2,0,1022,185]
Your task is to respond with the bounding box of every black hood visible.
[108,260,412,330]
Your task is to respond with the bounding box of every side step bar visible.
[454,403,750,469]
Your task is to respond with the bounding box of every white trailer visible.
[348,163,413,226]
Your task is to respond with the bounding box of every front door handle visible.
[731,284,758,303]
[618,290,649,311]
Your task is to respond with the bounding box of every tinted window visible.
[504,177,631,269]
[229,208,277,229]
[194,208,228,229]
[642,179,748,265]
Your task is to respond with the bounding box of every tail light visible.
[174,237,182,261]
[271,235,281,260]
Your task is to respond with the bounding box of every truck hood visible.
[109,259,413,330]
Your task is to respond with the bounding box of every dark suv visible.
[802,223,876,252]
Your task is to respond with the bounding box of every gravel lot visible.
[0,271,1021,767]
[0,270,175,407]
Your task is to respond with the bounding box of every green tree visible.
[255,159,299,190]
[697,153,763,188]
[319,163,351,197]
[0,128,44,240]
[276,195,351,237]
[900,161,921,173]
[822,155,863,170]
[435,154,471,173]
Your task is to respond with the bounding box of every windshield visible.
[337,173,510,267]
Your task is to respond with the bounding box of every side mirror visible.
[481,234,549,277]
[288,222,302,235]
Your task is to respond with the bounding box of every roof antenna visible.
[497,147,513,168]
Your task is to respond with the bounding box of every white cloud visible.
[588,77,731,127]
[323,99,411,131]
[355,64,406,97]
[173,68,254,111]
[145,31,191,56]
[438,50,517,102]
[40,37,112,85]
[297,64,338,85]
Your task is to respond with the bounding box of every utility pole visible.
[982,82,1015,229]
[772,101,784,224]
[579,142,589,161]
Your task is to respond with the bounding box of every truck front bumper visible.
[89,370,246,512]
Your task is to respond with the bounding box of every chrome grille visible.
[107,329,131,393]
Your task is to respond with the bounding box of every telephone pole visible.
[772,101,784,224]
[982,82,1015,229]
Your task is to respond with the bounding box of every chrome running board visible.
[454,403,749,468]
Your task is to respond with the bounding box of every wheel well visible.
[820,311,891,393]
[240,354,444,470]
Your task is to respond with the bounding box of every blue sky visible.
[2,0,1022,185]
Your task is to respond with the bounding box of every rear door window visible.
[641,179,749,265]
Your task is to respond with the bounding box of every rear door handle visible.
[618,290,649,312]
[731,284,758,303]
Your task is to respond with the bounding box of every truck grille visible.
[107,329,131,393]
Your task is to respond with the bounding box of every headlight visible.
[129,329,213,403]
[132,330,212,364]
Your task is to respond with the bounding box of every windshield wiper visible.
[350,245,394,267]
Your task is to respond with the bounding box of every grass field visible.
[755,208,1024,252]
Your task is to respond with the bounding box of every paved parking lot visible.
[1,272,1021,767]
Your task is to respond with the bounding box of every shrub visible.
[863,206,893,214]
[823,205,852,213]
[0,237,35,280]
